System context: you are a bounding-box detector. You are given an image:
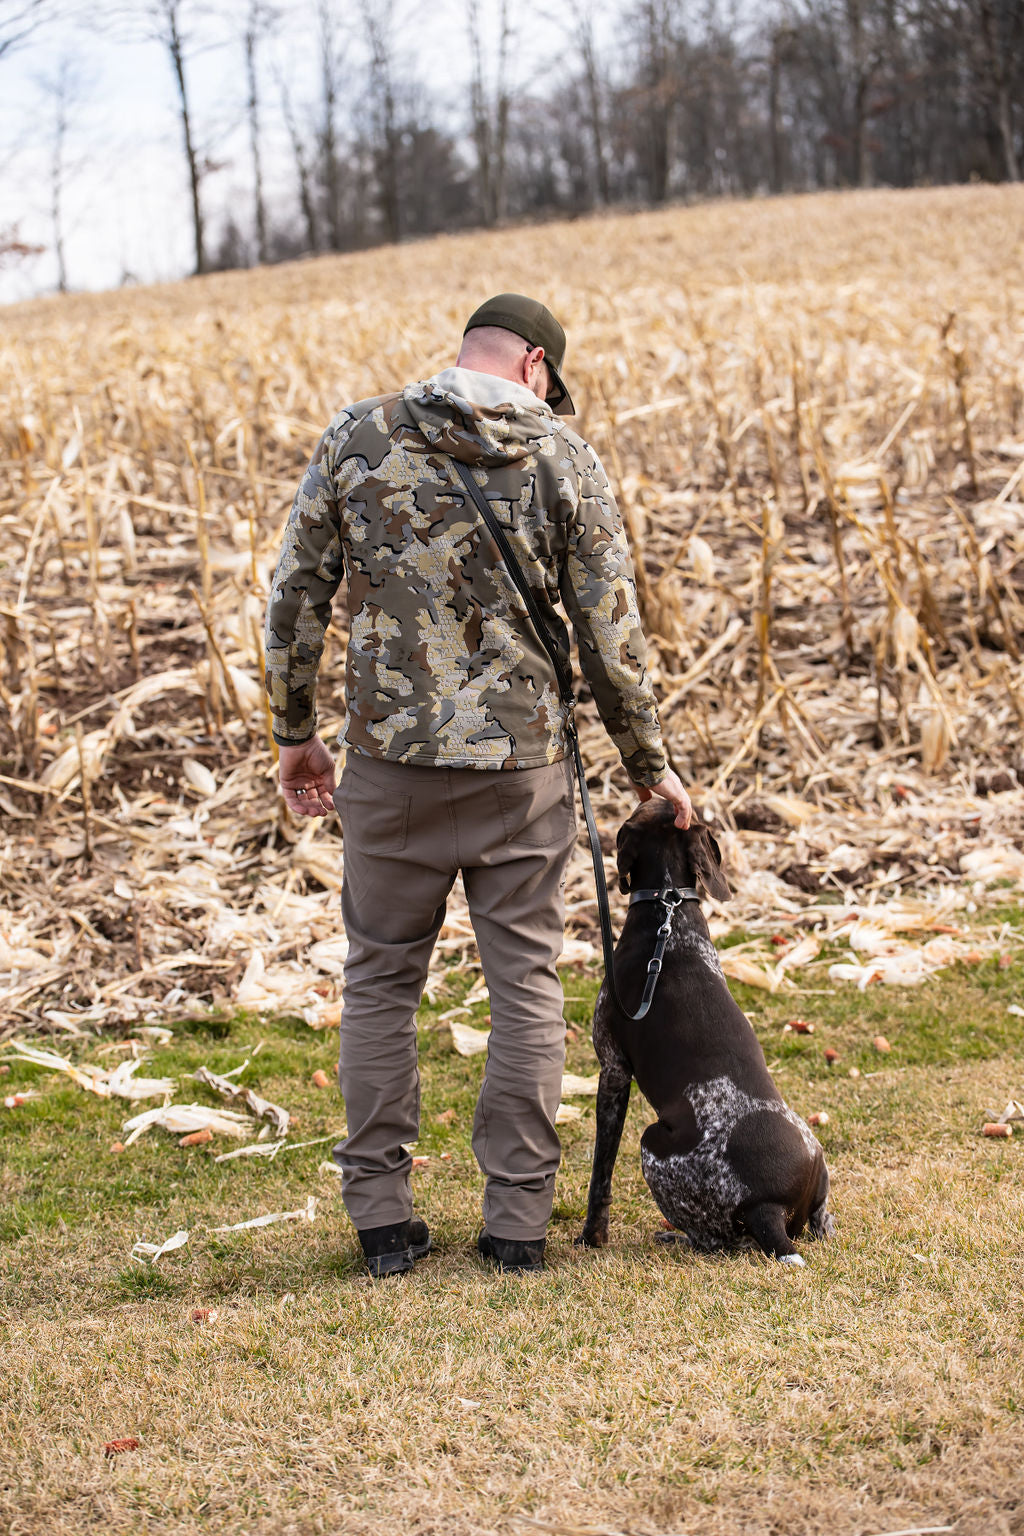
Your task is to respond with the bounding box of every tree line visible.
[3,0,1023,288]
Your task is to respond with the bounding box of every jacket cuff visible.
[272,728,319,748]
[629,757,668,789]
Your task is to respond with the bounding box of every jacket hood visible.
[402,370,558,470]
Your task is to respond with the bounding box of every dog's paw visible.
[777,1252,806,1267]
[654,1229,693,1247]
[574,1226,607,1249]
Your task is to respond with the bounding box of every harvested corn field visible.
[2,184,1024,1037]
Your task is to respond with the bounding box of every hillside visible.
[2,184,1023,1033]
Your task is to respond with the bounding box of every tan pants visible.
[331,752,577,1240]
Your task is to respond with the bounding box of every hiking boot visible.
[477,1228,545,1273]
[358,1217,432,1278]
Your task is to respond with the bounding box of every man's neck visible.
[428,366,549,414]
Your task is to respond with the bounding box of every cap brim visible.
[545,361,575,416]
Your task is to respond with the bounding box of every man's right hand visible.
[278,736,337,817]
[633,769,692,829]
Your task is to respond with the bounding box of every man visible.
[265,293,691,1277]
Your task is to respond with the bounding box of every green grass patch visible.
[2,927,1023,1535]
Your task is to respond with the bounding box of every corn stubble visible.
[1,185,1023,1040]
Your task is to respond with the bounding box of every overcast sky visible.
[0,0,586,306]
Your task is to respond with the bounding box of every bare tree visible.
[133,0,209,275]
[977,0,1021,179]
[244,0,276,264]
[0,0,53,61]
[316,0,346,250]
[277,67,319,252]
[366,0,401,242]
[467,0,513,225]
[568,0,611,203]
[768,23,792,192]
[36,53,89,291]
[625,0,681,203]
[846,0,878,186]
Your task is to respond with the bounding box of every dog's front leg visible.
[576,1065,632,1248]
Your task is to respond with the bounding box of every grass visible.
[3,181,1024,1534]
[2,934,1024,1536]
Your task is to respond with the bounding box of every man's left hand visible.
[278,737,337,817]
[633,769,693,829]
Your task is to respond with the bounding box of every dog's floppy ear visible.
[691,823,731,902]
[616,820,642,894]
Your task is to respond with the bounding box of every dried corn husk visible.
[2,190,1023,1044]
[194,1065,291,1136]
[209,1195,318,1233]
[122,1102,255,1146]
[560,1072,600,1096]
[450,1021,490,1056]
[131,1229,189,1264]
[3,1042,175,1101]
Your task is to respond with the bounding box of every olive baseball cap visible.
[463,292,575,415]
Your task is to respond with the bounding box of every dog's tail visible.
[740,1200,804,1264]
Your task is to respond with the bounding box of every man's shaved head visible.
[456,325,551,401]
[458,325,530,370]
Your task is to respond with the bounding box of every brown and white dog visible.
[577,801,834,1264]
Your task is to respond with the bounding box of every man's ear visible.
[691,824,731,902]
[616,821,641,894]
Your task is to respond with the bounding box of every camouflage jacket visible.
[264,368,667,785]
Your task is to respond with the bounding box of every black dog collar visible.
[628,887,702,906]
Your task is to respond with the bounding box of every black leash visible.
[624,887,702,1018]
[453,459,699,1021]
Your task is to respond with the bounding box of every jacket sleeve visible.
[558,447,668,787]
[264,428,346,746]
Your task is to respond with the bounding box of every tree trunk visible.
[367,5,401,242]
[245,15,267,264]
[466,0,513,225]
[467,0,494,223]
[769,30,783,194]
[278,73,318,252]
[492,0,511,223]
[854,68,871,186]
[846,0,873,188]
[575,0,610,203]
[996,84,1020,181]
[48,57,70,292]
[639,0,673,204]
[165,2,205,276]
[978,0,1020,180]
[318,0,344,250]
[51,129,67,292]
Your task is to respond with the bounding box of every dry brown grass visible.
[2,971,1024,1536]
[2,189,1024,1528]
[3,185,1024,1037]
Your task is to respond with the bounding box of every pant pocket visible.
[494,764,576,848]
[337,763,412,853]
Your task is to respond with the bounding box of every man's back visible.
[266,367,665,784]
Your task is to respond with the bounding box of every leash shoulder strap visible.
[452,457,645,1019]
[452,460,573,705]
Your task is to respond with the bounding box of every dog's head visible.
[616,800,731,902]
